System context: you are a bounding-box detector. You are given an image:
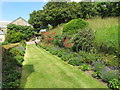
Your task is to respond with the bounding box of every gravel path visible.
[26,41,35,45]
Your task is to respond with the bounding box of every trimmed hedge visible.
[63,18,88,34]
[2,41,26,88]
[5,24,34,43]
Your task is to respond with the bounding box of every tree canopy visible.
[28,2,119,29]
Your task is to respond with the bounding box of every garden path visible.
[20,44,107,88]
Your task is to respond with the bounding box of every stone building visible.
[0,17,33,42]
[9,17,33,27]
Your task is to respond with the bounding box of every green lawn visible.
[48,23,65,35]
[87,17,118,50]
[20,44,107,88]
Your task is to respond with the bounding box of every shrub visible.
[5,80,20,88]
[52,35,60,46]
[68,57,82,66]
[45,47,50,51]
[49,48,55,53]
[61,54,70,61]
[93,61,106,72]
[9,47,24,56]
[6,24,34,43]
[57,33,69,47]
[99,68,119,82]
[2,43,25,88]
[14,55,24,66]
[78,51,100,63]
[9,48,20,55]
[5,31,24,43]
[91,71,100,79]
[71,28,94,52]
[5,70,21,81]
[63,18,88,34]
[57,51,63,57]
[50,49,58,55]
[84,53,100,64]
[78,64,91,71]
[2,41,10,45]
[108,79,120,89]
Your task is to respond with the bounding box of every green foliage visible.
[99,69,119,82]
[6,24,34,43]
[87,17,118,56]
[47,25,53,30]
[93,61,106,72]
[57,51,63,57]
[108,79,120,89]
[2,41,10,45]
[78,64,91,71]
[94,25,118,55]
[14,55,24,66]
[9,48,24,56]
[2,42,26,88]
[63,18,88,34]
[49,49,59,55]
[5,80,20,88]
[3,70,21,88]
[68,57,82,66]
[61,54,71,61]
[91,71,100,79]
[72,28,94,52]
[29,2,119,29]
[53,33,69,47]
[78,51,100,63]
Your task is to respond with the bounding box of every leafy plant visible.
[91,71,100,79]
[5,30,24,43]
[93,61,106,72]
[78,64,91,71]
[108,79,120,89]
[78,51,100,63]
[72,28,94,52]
[57,51,63,57]
[2,42,26,88]
[99,68,119,82]
[2,41,10,45]
[68,57,82,66]
[61,54,70,61]
[14,55,24,66]
[9,48,20,55]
